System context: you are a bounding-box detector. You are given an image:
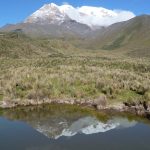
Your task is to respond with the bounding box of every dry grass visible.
[0,56,150,105]
[0,32,150,105]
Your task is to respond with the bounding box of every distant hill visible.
[86,15,150,57]
[0,21,91,38]
[0,14,150,58]
[0,32,80,59]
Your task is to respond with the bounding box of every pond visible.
[0,104,150,150]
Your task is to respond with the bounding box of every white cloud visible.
[59,4,135,27]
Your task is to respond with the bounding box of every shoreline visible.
[1,98,150,119]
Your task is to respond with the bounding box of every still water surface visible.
[0,105,150,150]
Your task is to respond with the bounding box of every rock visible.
[110,103,125,111]
[122,101,150,116]
[70,99,75,105]
[147,102,150,112]
[142,101,148,110]
[75,99,81,105]
[1,100,16,108]
[124,102,131,107]
[92,95,107,110]
[135,104,145,116]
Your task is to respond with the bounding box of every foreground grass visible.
[0,56,150,106]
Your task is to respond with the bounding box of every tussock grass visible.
[0,56,150,104]
[0,32,150,105]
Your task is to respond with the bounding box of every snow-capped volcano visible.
[25,3,135,28]
[25,3,70,25]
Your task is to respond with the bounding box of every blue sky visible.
[0,0,150,27]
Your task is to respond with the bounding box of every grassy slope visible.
[0,32,150,106]
[1,15,150,59]
[84,15,150,58]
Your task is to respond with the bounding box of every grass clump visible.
[0,94,3,101]
[144,91,150,101]
[115,90,142,103]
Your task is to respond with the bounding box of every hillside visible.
[86,15,150,57]
[1,15,150,58]
[0,21,91,38]
[0,31,84,59]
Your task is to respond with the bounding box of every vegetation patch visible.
[0,32,150,107]
[102,35,125,50]
[115,90,142,103]
[0,94,3,101]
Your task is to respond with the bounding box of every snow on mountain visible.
[25,3,70,25]
[54,117,119,139]
[25,3,135,28]
[34,116,137,139]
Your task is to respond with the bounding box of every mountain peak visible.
[42,3,59,10]
[24,3,135,28]
[24,3,69,25]
[49,2,58,7]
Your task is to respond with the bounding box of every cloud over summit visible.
[60,4,135,27]
[26,3,136,27]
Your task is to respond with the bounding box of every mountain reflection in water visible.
[1,105,137,139]
[1,105,150,150]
